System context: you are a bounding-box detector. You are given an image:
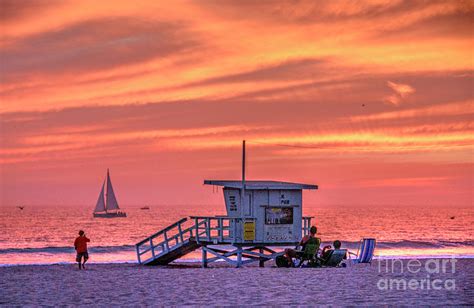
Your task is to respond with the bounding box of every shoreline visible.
[1,254,474,268]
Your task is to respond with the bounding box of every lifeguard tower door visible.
[243,191,255,242]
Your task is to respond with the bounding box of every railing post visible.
[303,217,306,236]
[150,238,155,258]
[178,222,184,243]
[206,218,211,241]
[194,217,199,243]
[218,218,223,241]
[164,232,170,252]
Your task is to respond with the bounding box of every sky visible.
[0,0,473,207]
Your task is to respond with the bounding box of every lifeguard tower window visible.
[265,207,293,225]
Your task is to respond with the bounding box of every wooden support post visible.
[202,246,208,268]
[259,248,264,267]
[236,246,242,268]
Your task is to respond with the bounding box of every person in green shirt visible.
[284,225,321,266]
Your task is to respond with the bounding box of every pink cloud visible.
[385,81,416,105]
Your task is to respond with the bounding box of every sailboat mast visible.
[105,168,109,213]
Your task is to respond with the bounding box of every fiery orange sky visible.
[1,0,473,207]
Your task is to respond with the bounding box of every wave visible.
[0,245,135,254]
[320,240,474,249]
[0,240,472,255]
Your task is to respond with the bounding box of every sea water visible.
[0,204,472,265]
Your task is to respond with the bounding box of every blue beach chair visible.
[321,249,348,267]
[349,238,376,264]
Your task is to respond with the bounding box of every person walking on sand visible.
[74,230,90,270]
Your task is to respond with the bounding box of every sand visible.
[1,259,473,306]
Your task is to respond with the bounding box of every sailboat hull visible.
[93,212,127,218]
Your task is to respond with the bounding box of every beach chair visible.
[348,238,376,264]
[295,238,320,267]
[320,249,348,267]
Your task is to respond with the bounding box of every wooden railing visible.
[135,218,196,264]
[302,216,313,236]
[190,216,252,244]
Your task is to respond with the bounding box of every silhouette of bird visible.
[450,216,455,219]
[17,206,24,210]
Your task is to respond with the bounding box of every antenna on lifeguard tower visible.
[241,140,246,215]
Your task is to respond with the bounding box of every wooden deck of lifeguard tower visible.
[136,215,314,267]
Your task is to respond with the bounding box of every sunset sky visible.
[1,0,472,207]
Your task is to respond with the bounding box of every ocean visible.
[1,204,472,265]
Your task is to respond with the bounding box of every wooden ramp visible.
[136,218,200,265]
[136,216,239,265]
[143,238,201,265]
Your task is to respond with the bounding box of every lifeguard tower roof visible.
[204,180,317,190]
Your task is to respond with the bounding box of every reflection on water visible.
[0,204,472,265]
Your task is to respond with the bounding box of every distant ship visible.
[140,206,150,210]
[93,169,126,218]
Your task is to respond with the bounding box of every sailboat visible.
[93,169,127,218]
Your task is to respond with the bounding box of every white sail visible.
[94,181,106,213]
[105,169,120,211]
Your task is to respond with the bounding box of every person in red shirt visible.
[74,230,90,270]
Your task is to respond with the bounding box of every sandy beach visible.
[1,258,473,306]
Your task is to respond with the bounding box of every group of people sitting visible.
[279,225,346,268]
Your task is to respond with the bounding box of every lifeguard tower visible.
[136,141,318,267]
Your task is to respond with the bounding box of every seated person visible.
[321,240,346,263]
[284,226,321,265]
[321,244,333,259]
